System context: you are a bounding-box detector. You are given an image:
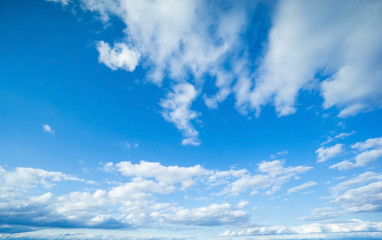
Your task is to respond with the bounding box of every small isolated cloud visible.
[97,41,140,72]
[160,83,200,146]
[43,124,54,135]
[287,181,317,195]
[335,131,355,139]
[237,200,249,209]
[316,144,343,163]
[45,0,70,6]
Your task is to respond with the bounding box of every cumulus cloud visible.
[97,41,140,72]
[43,124,54,135]
[287,181,317,195]
[115,160,207,189]
[316,144,343,163]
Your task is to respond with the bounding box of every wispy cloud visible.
[43,124,55,135]
[287,181,317,195]
[160,83,200,145]
[221,218,382,237]
[331,137,382,170]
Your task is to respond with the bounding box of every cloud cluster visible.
[0,159,312,231]
[331,137,382,170]
[48,0,382,145]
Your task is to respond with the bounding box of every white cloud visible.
[225,160,312,195]
[237,200,249,209]
[234,0,382,117]
[334,180,382,213]
[258,160,311,177]
[335,131,355,139]
[287,181,317,195]
[316,144,343,163]
[221,219,382,237]
[45,0,70,6]
[43,124,55,135]
[300,207,340,221]
[331,137,382,170]
[115,160,208,190]
[160,203,248,226]
[0,166,85,189]
[330,171,382,195]
[47,0,382,145]
[328,171,382,213]
[96,41,140,72]
[160,83,200,145]
[351,137,382,151]
[76,0,251,145]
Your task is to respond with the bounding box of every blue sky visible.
[1,0,382,239]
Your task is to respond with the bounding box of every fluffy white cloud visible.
[352,137,382,151]
[96,41,140,72]
[236,0,382,117]
[77,0,251,145]
[316,144,343,163]
[113,160,208,190]
[160,83,200,145]
[287,181,317,195]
